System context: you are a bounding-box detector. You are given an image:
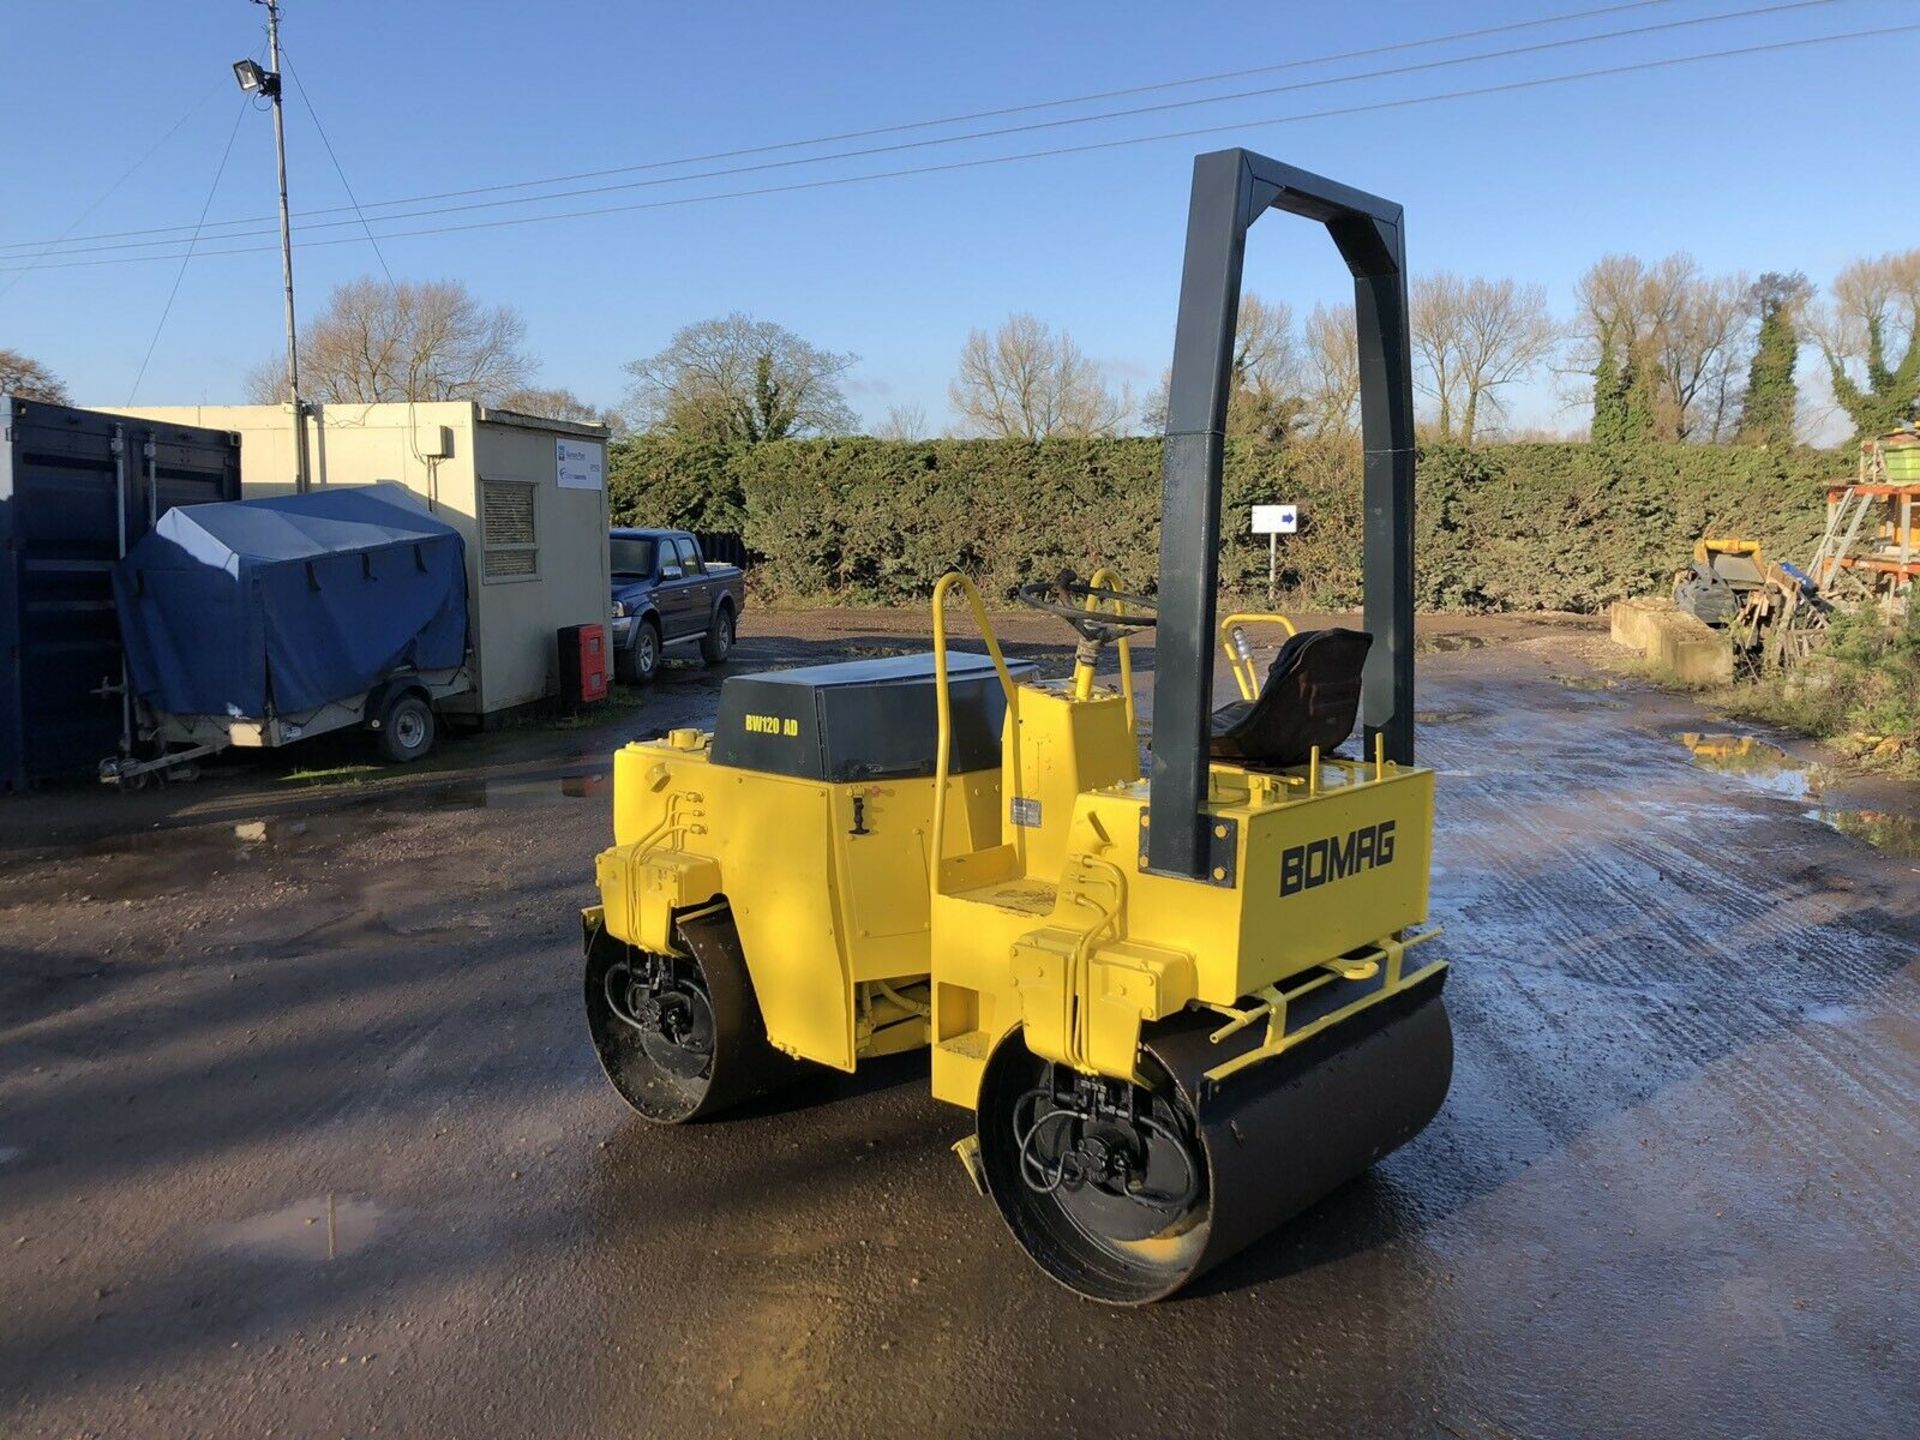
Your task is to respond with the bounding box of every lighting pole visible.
[234,0,307,492]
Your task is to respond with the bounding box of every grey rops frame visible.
[1147,148,1416,881]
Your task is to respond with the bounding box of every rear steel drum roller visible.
[978,968,1453,1303]
[583,906,796,1123]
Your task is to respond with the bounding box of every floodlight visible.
[232,59,277,96]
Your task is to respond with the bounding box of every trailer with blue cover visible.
[105,484,472,783]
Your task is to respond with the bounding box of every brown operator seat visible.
[1208,628,1373,766]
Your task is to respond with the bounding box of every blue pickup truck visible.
[608,528,746,683]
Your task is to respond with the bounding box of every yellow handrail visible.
[1218,611,1298,701]
[930,573,1021,895]
[1083,567,1137,736]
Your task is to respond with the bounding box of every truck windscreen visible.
[611,537,657,577]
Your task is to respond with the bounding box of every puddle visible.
[233,813,395,847]
[1677,733,1920,858]
[1815,807,1920,859]
[427,772,607,809]
[0,1146,21,1166]
[1678,732,1817,801]
[4,770,607,907]
[4,813,402,907]
[1553,673,1617,691]
[1801,1002,1862,1027]
[1415,633,1491,654]
[211,1194,387,1262]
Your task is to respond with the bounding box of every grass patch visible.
[544,687,650,730]
[278,762,382,786]
[1722,608,1920,773]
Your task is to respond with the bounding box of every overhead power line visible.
[125,99,250,403]
[0,0,1860,264]
[0,77,225,299]
[279,0,1687,216]
[1,20,1910,277]
[0,0,1705,256]
[280,53,398,289]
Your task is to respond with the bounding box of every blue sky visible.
[1,0,1912,437]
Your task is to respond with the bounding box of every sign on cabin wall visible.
[556,439,604,490]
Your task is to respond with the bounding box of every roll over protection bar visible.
[1146,149,1417,881]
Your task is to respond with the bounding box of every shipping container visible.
[0,396,240,789]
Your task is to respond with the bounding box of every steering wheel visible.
[1015,570,1158,643]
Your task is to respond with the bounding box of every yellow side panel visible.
[832,782,932,946]
[1071,764,1434,1007]
[1233,768,1433,998]
[600,735,1003,1073]
[595,845,721,954]
[1006,684,1138,877]
[704,767,856,1070]
[829,768,1004,982]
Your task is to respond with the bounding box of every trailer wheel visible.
[376,692,435,763]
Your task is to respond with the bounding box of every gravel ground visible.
[1,608,1915,1438]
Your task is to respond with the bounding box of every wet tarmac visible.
[1,616,1916,1438]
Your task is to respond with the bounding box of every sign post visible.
[1250,503,1298,604]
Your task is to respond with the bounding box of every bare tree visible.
[1224,294,1303,440]
[1808,250,1920,437]
[624,313,857,442]
[1411,273,1555,443]
[875,402,929,440]
[494,385,621,432]
[1301,302,1360,437]
[1139,293,1303,438]
[245,277,535,405]
[1570,253,1697,442]
[1657,271,1751,441]
[0,346,70,404]
[949,313,1128,440]
[1575,252,1693,358]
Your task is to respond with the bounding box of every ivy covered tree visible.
[1736,272,1811,446]
[1810,251,1920,439]
[1589,345,1632,448]
[1576,255,1676,448]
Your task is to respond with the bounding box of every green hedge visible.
[607,436,1838,613]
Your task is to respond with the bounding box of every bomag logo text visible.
[743,713,800,737]
[1279,819,1395,896]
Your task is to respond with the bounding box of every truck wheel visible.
[376,692,436,763]
[700,606,734,667]
[628,618,663,685]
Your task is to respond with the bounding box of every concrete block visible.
[1610,594,1732,684]
[1652,614,1734,685]
[1610,596,1675,654]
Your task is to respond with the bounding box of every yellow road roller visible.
[582,148,1452,1303]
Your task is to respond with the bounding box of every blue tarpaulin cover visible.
[115,484,469,718]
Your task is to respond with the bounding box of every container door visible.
[1,404,239,788]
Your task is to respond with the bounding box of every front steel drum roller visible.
[977,1041,1211,1305]
[977,968,1454,1304]
[583,905,796,1123]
